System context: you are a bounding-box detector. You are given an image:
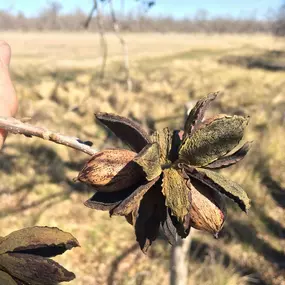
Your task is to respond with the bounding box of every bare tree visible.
[84,0,108,79]
[109,0,132,91]
[273,2,285,36]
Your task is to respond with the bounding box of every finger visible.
[0,40,11,66]
[0,41,18,148]
[0,41,18,116]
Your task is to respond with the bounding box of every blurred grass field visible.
[1,32,285,285]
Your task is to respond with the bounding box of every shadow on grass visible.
[189,239,269,285]
[107,243,140,285]
[219,50,285,72]
[223,219,285,270]
[0,144,91,219]
[262,175,285,209]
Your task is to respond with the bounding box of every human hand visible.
[0,41,18,148]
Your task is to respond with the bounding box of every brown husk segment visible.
[205,141,252,169]
[188,178,226,234]
[78,149,143,192]
[111,176,160,216]
[182,92,217,141]
[0,227,79,256]
[160,208,177,245]
[84,185,136,211]
[184,166,250,212]
[0,253,75,285]
[95,112,150,153]
[179,115,249,167]
[134,183,166,253]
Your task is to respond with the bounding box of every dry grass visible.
[1,32,285,285]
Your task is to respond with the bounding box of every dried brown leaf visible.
[0,227,79,257]
[0,253,75,285]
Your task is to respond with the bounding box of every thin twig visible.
[0,117,97,156]
[84,0,108,79]
[109,0,132,91]
[96,0,108,79]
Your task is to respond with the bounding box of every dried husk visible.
[78,149,143,192]
[188,179,226,235]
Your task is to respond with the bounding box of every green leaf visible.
[0,253,75,285]
[0,227,79,257]
[95,112,150,153]
[133,143,162,181]
[0,270,17,285]
[183,93,217,140]
[179,115,249,167]
[162,168,191,223]
[150,127,173,165]
[205,141,252,169]
[111,176,160,216]
[185,166,250,212]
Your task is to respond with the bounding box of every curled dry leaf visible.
[0,226,79,285]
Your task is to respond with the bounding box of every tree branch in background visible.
[0,117,97,156]
[109,0,132,91]
[84,0,108,79]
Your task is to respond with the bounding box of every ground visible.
[0,32,285,285]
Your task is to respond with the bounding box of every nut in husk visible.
[78,149,143,192]
[79,93,251,252]
[188,179,226,236]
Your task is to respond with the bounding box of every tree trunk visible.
[170,234,192,285]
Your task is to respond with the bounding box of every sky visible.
[1,0,284,19]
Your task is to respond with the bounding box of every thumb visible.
[0,40,11,67]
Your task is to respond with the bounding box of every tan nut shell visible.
[189,180,226,235]
[78,149,142,192]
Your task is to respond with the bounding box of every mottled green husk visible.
[150,127,173,165]
[179,115,249,166]
[133,143,162,181]
[162,168,191,223]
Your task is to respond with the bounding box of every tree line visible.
[0,2,284,35]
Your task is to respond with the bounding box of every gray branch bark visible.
[0,117,97,156]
